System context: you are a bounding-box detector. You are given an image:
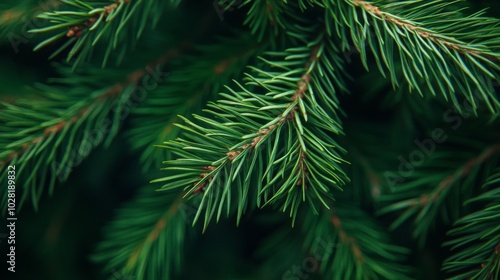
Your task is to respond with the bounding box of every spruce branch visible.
[0,1,57,43]
[127,33,261,172]
[0,7,24,25]
[329,211,364,264]
[301,206,413,279]
[0,43,185,211]
[378,142,500,244]
[93,186,190,280]
[443,170,500,279]
[242,0,288,42]
[29,0,165,67]
[0,2,33,26]
[351,0,498,62]
[323,0,500,113]
[154,27,349,229]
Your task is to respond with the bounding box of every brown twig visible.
[66,0,131,38]
[126,194,183,269]
[412,144,500,207]
[0,43,188,167]
[191,43,324,194]
[330,212,365,264]
[352,0,499,63]
[427,144,500,205]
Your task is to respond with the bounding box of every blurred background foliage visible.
[0,0,499,279]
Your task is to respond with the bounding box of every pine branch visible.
[443,170,500,280]
[28,0,165,67]
[323,0,500,113]
[253,222,315,279]
[0,0,61,45]
[153,26,349,229]
[301,206,413,279]
[242,0,288,42]
[0,43,185,211]
[93,186,191,280]
[351,0,499,62]
[378,142,500,244]
[127,33,261,172]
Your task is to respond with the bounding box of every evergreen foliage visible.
[442,170,500,279]
[0,0,499,279]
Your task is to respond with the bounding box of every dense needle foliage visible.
[0,0,499,279]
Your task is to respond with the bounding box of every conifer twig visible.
[0,43,188,168]
[351,0,499,63]
[126,194,184,270]
[415,144,500,207]
[330,211,364,264]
